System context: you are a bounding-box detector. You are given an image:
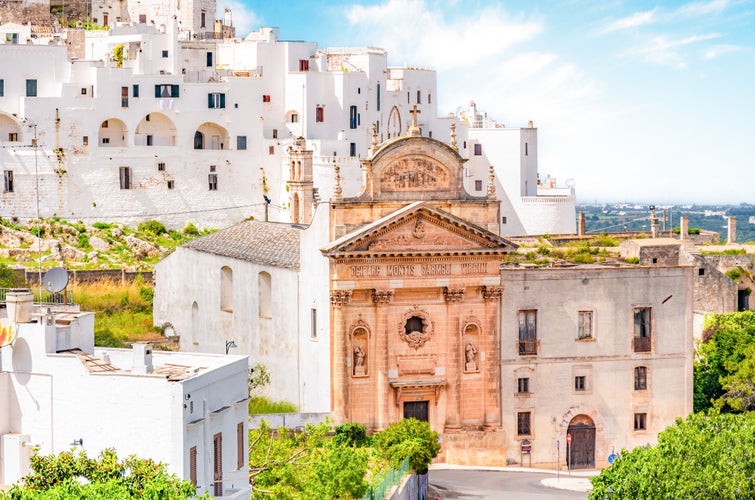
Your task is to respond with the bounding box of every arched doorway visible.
[566,415,595,469]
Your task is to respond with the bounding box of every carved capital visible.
[371,289,394,305]
[481,285,503,300]
[330,290,352,306]
[443,287,465,302]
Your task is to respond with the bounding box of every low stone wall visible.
[248,412,330,430]
[13,268,153,286]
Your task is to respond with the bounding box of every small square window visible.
[474,143,482,155]
[699,268,705,276]
[262,95,271,103]
[157,162,165,171]
[102,138,110,144]
[634,412,647,431]
[81,88,87,95]
[167,180,174,189]
[272,129,278,139]
[475,180,482,191]
[162,50,169,58]
[8,133,17,142]
[635,366,647,390]
[517,377,529,394]
[268,146,274,155]
[210,165,216,172]
[237,136,247,150]
[575,376,586,391]
[83,136,88,145]
[502,216,507,224]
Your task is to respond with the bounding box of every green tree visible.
[373,418,440,474]
[589,412,755,500]
[694,311,755,412]
[2,448,200,499]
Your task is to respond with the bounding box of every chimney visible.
[132,343,153,374]
[6,289,34,323]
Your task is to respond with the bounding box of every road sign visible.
[566,433,572,444]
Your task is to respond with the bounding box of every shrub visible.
[248,396,298,414]
[137,220,167,236]
[182,222,200,236]
[333,423,370,448]
[93,222,112,229]
[373,418,440,473]
[726,268,742,281]
[625,257,640,264]
[77,234,90,248]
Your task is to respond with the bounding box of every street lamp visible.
[225,340,237,355]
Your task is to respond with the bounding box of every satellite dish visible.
[43,267,69,293]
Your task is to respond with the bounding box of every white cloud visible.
[597,9,657,35]
[624,33,723,68]
[702,43,743,59]
[216,0,261,38]
[674,0,729,18]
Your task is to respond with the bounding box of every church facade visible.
[322,117,517,463]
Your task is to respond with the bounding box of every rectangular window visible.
[428,93,432,104]
[298,59,309,71]
[698,268,705,276]
[407,91,410,104]
[635,366,647,390]
[376,82,380,111]
[81,87,87,95]
[311,308,317,339]
[8,132,18,142]
[290,113,298,123]
[155,84,179,98]
[139,13,146,23]
[262,94,271,103]
[502,216,507,224]
[133,84,139,97]
[237,136,247,150]
[633,307,652,352]
[315,105,324,123]
[475,180,482,191]
[578,311,593,339]
[575,376,586,391]
[3,170,13,193]
[162,50,169,58]
[474,143,482,156]
[189,446,197,488]
[272,129,278,139]
[167,180,175,189]
[268,145,274,155]
[157,162,165,171]
[83,136,88,146]
[0,79,4,96]
[517,377,529,394]
[349,142,356,157]
[119,166,131,189]
[102,137,110,144]
[201,11,206,28]
[416,90,421,104]
[236,422,244,469]
[634,413,647,431]
[349,105,357,129]
[206,51,213,67]
[357,113,361,126]
[213,432,222,497]
[121,86,128,107]
[208,173,218,191]
[208,92,226,109]
[517,411,531,436]
[518,310,537,355]
[146,134,153,146]
[26,79,37,97]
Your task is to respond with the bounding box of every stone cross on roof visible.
[408,104,421,136]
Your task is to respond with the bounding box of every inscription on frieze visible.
[348,262,488,279]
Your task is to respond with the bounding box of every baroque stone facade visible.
[323,124,517,464]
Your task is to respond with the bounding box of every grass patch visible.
[249,396,298,414]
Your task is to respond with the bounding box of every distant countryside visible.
[579,203,755,243]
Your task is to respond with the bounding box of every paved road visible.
[428,469,589,500]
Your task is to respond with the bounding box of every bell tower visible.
[287,136,314,225]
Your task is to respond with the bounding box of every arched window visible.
[221,266,233,312]
[194,131,204,150]
[258,271,272,318]
[292,193,300,224]
[191,301,199,345]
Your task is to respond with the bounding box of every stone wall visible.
[13,268,153,285]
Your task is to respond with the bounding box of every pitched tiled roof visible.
[183,220,301,270]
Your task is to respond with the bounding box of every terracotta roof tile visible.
[183,220,301,270]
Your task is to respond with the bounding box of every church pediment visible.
[323,202,517,257]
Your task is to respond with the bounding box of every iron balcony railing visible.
[0,288,74,306]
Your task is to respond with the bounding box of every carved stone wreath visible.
[398,305,434,350]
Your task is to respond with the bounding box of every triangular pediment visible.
[322,202,517,258]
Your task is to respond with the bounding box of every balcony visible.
[633,336,651,353]
[518,340,538,356]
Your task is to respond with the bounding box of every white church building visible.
[0,0,575,236]
[0,291,250,498]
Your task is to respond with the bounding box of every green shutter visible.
[208,93,214,108]
[155,85,161,98]
[172,85,179,97]
[220,93,225,108]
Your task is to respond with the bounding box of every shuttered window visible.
[213,432,223,497]
[189,446,197,488]
[237,422,244,469]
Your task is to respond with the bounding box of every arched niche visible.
[98,118,128,147]
[135,113,176,147]
[194,122,230,150]
[349,318,370,377]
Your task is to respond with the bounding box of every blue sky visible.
[219,0,754,205]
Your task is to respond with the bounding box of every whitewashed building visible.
[0,1,576,236]
[0,291,250,498]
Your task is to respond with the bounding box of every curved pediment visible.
[355,135,471,202]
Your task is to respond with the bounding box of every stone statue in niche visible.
[353,345,366,376]
[465,341,478,372]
